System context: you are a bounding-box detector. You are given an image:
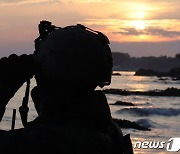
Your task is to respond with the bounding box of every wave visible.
[117,107,180,116]
[135,118,161,128]
[136,119,153,128]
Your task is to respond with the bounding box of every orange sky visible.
[0,0,180,57]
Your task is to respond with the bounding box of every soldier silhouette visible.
[0,21,133,154]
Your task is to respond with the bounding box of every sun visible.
[134,11,146,19]
[131,20,146,30]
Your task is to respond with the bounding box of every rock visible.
[103,89,130,96]
[172,77,180,81]
[112,72,121,76]
[103,88,180,97]
[134,69,166,77]
[110,101,134,106]
[113,118,150,131]
[135,67,180,78]
[168,67,180,77]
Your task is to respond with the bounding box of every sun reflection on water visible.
[130,76,148,92]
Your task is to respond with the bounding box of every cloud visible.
[0,0,58,2]
[148,28,180,37]
[0,0,60,6]
[113,28,146,36]
[0,0,22,2]
[0,0,108,5]
[114,28,180,37]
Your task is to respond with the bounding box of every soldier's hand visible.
[0,54,34,117]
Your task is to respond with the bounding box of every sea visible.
[0,71,180,154]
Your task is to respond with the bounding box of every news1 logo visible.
[134,137,180,152]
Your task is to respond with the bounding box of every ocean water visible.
[0,71,180,154]
[106,71,180,154]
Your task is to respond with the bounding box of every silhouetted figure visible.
[31,86,41,116]
[0,21,133,153]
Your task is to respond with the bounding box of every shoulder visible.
[0,124,115,153]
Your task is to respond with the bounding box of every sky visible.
[0,0,180,57]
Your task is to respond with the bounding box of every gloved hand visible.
[0,54,34,121]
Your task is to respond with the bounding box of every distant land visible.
[112,52,180,72]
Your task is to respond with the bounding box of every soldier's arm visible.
[0,54,34,122]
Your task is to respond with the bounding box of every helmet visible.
[33,21,113,89]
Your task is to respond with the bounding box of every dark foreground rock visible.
[103,87,180,97]
[110,101,135,106]
[168,67,180,77]
[172,77,180,81]
[113,118,150,131]
[103,89,130,96]
[112,72,121,76]
[134,69,166,77]
[135,67,180,78]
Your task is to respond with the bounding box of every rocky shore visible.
[110,101,135,106]
[112,72,121,76]
[112,118,150,131]
[103,87,180,97]
[135,67,180,79]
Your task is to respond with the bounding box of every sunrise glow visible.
[126,3,148,19]
[131,21,146,30]
[0,0,180,57]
